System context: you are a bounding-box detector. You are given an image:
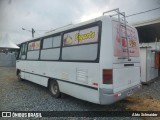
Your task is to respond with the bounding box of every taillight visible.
[103,69,113,84]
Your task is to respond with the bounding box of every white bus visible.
[16,10,141,105]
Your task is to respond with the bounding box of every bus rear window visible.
[113,21,139,57]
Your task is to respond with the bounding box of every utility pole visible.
[32,28,35,38]
[22,28,35,38]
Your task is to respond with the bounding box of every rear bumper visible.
[99,84,141,105]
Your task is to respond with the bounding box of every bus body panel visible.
[113,63,141,93]
[17,60,100,104]
[98,17,114,90]
[98,16,114,69]
[24,72,48,87]
[58,81,99,104]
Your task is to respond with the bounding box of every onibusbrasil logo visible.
[2,112,42,118]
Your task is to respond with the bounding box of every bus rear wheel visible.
[49,80,61,98]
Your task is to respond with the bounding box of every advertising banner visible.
[63,26,99,46]
[113,21,139,57]
[28,41,40,50]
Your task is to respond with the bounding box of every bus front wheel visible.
[17,71,22,81]
[49,80,61,98]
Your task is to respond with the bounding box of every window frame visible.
[18,42,28,60]
[42,35,61,50]
[26,39,41,60]
[39,34,61,61]
[28,39,41,51]
[61,21,102,62]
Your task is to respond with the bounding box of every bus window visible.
[40,36,61,60]
[19,43,27,60]
[62,44,98,61]
[43,37,53,49]
[27,40,40,60]
[62,26,99,61]
[52,36,61,48]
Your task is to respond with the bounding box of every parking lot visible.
[0,67,160,112]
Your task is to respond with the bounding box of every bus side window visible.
[62,26,99,61]
[19,43,27,60]
[40,35,61,60]
[27,40,40,60]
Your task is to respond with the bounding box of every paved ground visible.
[0,67,160,119]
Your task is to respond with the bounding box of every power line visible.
[126,7,160,17]
[34,29,49,31]
[45,23,72,34]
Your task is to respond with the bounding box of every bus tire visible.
[49,80,61,98]
[17,71,23,81]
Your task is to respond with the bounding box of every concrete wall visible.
[0,53,16,67]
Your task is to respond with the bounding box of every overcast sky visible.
[0,0,160,44]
